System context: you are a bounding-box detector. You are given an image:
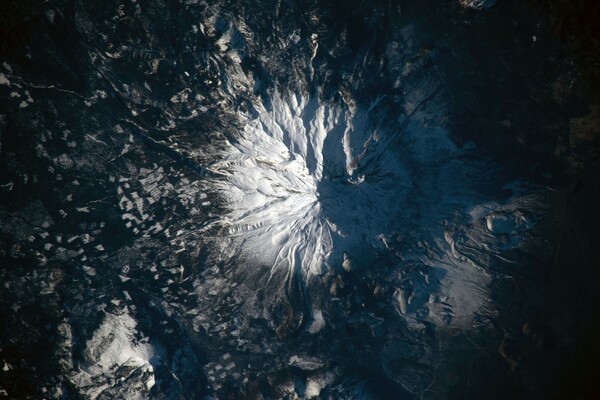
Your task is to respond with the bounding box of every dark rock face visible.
[1,1,599,399]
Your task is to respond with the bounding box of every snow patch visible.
[0,73,10,86]
[70,311,156,399]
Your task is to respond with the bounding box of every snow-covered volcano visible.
[206,92,410,277]
[195,83,532,334]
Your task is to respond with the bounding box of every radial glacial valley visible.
[1,0,599,399]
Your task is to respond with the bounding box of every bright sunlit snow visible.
[205,92,410,277]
